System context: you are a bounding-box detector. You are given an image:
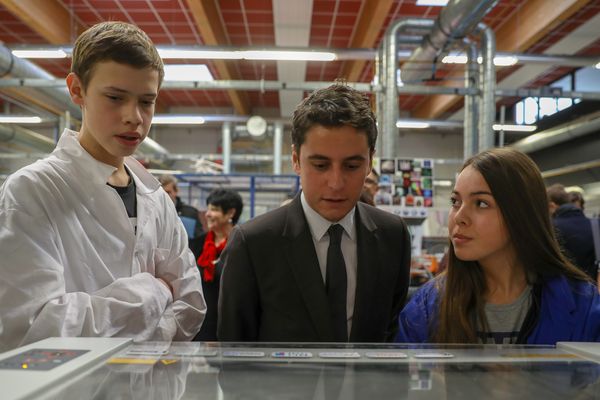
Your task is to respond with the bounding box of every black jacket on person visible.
[218,193,411,342]
[553,204,596,279]
[175,196,203,240]
[189,232,220,341]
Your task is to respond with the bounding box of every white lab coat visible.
[0,129,206,352]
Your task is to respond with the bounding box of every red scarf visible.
[197,230,227,282]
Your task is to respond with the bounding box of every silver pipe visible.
[273,122,283,175]
[541,159,600,179]
[477,23,496,151]
[400,0,498,83]
[375,40,385,157]
[385,18,436,158]
[0,124,55,153]
[463,42,478,159]
[137,136,170,159]
[498,105,506,147]
[5,78,600,100]
[9,44,600,67]
[0,45,81,118]
[511,111,600,154]
[222,122,232,174]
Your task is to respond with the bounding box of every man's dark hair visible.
[291,84,377,152]
[547,183,569,206]
[207,189,244,225]
[569,191,585,208]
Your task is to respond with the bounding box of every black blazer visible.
[218,194,411,342]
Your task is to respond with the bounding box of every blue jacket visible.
[396,275,600,344]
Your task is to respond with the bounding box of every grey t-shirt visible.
[477,286,532,344]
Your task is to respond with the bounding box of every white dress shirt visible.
[300,192,357,337]
[0,129,206,351]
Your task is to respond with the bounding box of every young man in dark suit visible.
[218,84,411,342]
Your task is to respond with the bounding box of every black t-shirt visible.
[107,170,137,226]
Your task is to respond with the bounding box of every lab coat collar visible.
[55,129,160,194]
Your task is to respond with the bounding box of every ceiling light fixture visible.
[492,124,537,132]
[241,50,336,61]
[0,116,43,123]
[416,0,449,5]
[163,65,214,82]
[441,54,519,66]
[442,55,468,64]
[158,49,336,61]
[11,49,68,58]
[152,115,206,125]
[157,49,240,60]
[396,120,431,129]
[492,56,519,66]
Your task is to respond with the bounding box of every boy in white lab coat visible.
[0,21,206,351]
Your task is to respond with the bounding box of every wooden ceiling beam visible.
[185,0,250,115]
[0,0,84,44]
[411,0,592,119]
[340,0,394,82]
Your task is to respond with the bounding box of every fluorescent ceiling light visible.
[152,115,205,125]
[492,56,519,66]
[442,55,468,64]
[159,49,336,61]
[241,50,336,61]
[492,124,537,132]
[396,120,430,129]
[0,116,42,123]
[12,49,68,58]
[158,49,240,60]
[441,54,519,66]
[416,0,449,5]
[433,180,453,187]
[163,65,213,82]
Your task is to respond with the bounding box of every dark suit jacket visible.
[553,204,596,279]
[218,194,411,342]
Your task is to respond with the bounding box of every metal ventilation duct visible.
[401,0,499,83]
[511,111,600,154]
[0,45,81,118]
[0,124,55,153]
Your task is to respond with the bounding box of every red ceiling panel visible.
[0,0,597,112]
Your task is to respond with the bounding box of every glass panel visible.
[30,342,600,400]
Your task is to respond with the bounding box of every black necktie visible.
[326,224,347,342]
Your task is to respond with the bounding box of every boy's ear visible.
[66,73,85,106]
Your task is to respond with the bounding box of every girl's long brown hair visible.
[433,148,590,343]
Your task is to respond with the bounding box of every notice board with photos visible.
[372,157,434,209]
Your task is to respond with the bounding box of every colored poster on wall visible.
[372,157,434,208]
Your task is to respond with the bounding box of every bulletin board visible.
[372,157,434,208]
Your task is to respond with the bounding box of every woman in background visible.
[190,188,243,341]
[396,147,600,344]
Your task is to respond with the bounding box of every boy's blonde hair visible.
[71,21,164,89]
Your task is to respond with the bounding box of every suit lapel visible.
[283,195,335,341]
[350,204,382,341]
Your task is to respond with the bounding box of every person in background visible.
[0,21,205,352]
[364,169,379,198]
[397,148,600,345]
[189,188,243,341]
[569,191,585,211]
[547,184,596,280]
[218,84,411,343]
[159,174,204,240]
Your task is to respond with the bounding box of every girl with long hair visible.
[396,148,600,344]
